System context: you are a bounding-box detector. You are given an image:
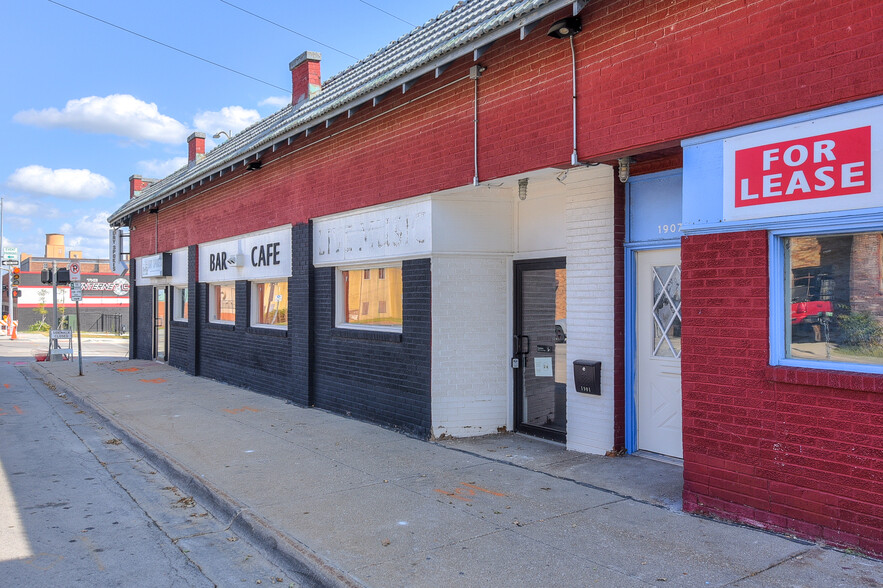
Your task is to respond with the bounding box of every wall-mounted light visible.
[213,130,232,140]
[247,160,263,171]
[547,16,582,39]
[617,157,634,183]
[518,178,529,200]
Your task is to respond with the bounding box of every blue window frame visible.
[770,215,883,375]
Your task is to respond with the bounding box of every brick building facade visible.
[109,0,883,557]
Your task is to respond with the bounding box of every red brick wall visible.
[131,0,881,257]
[682,230,883,557]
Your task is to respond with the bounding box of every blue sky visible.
[0,0,456,260]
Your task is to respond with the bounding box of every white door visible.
[636,248,682,458]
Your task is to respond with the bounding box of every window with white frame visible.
[338,265,403,329]
[252,280,288,328]
[778,230,883,371]
[209,283,236,324]
[173,286,188,321]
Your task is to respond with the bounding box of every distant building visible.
[5,234,129,333]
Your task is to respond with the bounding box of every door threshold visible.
[633,449,684,467]
[514,432,566,447]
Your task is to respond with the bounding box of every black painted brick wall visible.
[289,223,311,406]
[197,280,293,399]
[312,258,432,438]
[129,259,137,359]
[169,245,198,374]
[134,284,154,360]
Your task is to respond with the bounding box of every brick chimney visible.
[129,175,156,199]
[188,132,206,167]
[290,51,322,106]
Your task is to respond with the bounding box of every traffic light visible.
[55,268,70,285]
[41,268,53,284]
[11,268,21,301]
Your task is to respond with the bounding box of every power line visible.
[357,0,417,27]
[217,0,359,60]
[47,0,289,93]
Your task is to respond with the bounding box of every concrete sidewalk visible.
[30,358,883,587]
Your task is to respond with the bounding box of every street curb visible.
[29,362,363,588]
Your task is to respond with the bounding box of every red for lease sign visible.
[734,126,871,207]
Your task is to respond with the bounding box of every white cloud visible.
[136,157,187,178]
[2,197,41,216]
[59,212,113,258]
[14,94,189,144]
[7,166,114,200]
[193,106,260,136]
[259,96,289,108]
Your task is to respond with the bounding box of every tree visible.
[36,289,48,326]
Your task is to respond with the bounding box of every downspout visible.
[470,64,486,186]
[570,35,578,166]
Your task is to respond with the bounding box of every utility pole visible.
[1,196,4,337]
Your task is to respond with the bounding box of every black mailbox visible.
[573,360,601,395]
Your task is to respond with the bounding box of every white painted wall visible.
[431,254,510,437]
[563,165,616,455]
[515,178,567,258]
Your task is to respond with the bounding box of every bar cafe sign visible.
[723,105,881,221]
[199,226,292,282]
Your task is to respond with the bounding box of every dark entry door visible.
[514,258,567,442]
[154,287,169,361]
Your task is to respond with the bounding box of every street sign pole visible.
[50,261,58,361]
[70,279,84,375]
[76,300,83,375]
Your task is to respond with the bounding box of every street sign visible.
[2,246,18,261]
[1,260,19,265]
[69,261,81,282]
[70,281,83,302]
[50,329,72,340]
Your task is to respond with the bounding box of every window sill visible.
[205,321,235,331]
[765,365,883,394]
[171,319,189,325]
[331,327,402,343]
[247,325,288,337]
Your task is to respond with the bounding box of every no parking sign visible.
[69,262,81,282]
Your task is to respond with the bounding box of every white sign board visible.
[50,329,72,340]
[2,246,18,261]
[69,261,81,282]
[722,105,881,221]
[70,282,83,301]
[199,226,292,282]
[140,253,170,278]
[313,199,431,266]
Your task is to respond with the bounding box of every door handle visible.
[519,335,530,355]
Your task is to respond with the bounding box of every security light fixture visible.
[518,178,529,200]
[213,130,232,140]
[618,157,634,183]
[247,160,263,171]
[547,16,582,39]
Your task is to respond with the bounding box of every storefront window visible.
[784,231,883,368]
[173,287,188,321]
[252,280,288,328]
[210,283,235,324]
[339,266,402,329]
